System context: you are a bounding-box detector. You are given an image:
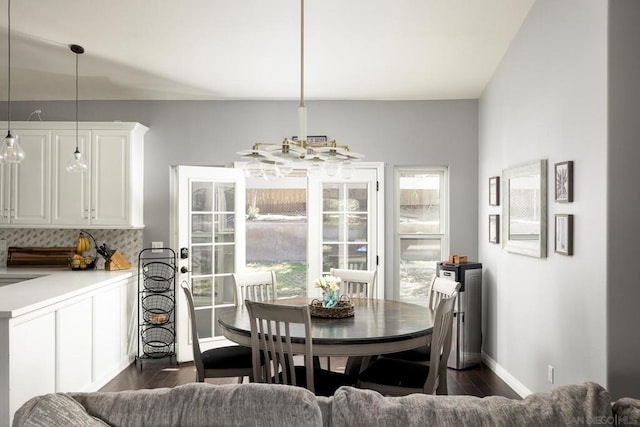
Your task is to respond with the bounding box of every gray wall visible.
[479,0,608,395]
[5,99,479,298]
[608,0,640,400]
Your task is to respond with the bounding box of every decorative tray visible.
[309,296,354,319]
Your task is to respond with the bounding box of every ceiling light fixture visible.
[0,0,25,164]
[66,44,88,173]
[237,0,363,178]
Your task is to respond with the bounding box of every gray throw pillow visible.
[13,393,109,427]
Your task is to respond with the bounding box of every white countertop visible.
[0,268,134,319]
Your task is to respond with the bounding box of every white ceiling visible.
[0,0,534,101]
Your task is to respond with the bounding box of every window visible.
[395,168,448,303]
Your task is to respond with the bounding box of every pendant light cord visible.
[7,0,11,132]
[299,0,304,109]
[75,49,79,151]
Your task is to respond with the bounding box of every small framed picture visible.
[555,161,573,202]
[554,214,574,255]
[489,214,500,244]
[489,176,500,206]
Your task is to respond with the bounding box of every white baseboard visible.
[481,352,533,398]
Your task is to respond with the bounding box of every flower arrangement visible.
[314,275,341,307]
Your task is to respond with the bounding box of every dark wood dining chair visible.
[244,299,354,396]
[180,281,255,383]
[355,290,458,396]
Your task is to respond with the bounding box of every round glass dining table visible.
[217,297,434,358]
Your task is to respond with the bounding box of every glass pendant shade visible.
[0,132,25,163]
[66,148,88,173]
[244,157,264,179]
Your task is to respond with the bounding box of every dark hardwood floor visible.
[101,357,521,399]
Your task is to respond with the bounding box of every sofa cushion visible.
[612,397,640,426]
[13,393,109,427]
[331,382,612,427]
[69,382,322,427]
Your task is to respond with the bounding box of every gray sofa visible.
[13,381,640,427]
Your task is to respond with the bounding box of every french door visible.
[307,167,383,298]
[171,163,384,361]
[170,166,245,361]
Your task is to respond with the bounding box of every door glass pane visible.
[214,214,235,242]
[192,214,213,243]
[214,275,235,305]
[192,246,212,275]
[192,277,212,308]
[398,173,441,234]
[322,182,369,273]
[192,183,213,211]
[214,245,235,274]
[348,184,368,211]
[323,185,342,211]
[245,175,308,298]
[398,238,441,302]
[215,183,235,211]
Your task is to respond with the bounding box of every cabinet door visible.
[51,130,92,225]
[93,285,122,384]
[9,130,51,225]
[56,299,92,391]
[10,312,56,417]
[91,131,130,226]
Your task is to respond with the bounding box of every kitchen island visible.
[0,268,136,425]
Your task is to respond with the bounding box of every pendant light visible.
[238,0,363,178]
[0,0,25,164]
[66,44,88,173]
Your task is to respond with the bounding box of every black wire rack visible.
[136,248,177,368]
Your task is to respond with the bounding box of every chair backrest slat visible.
[245,300,314,392]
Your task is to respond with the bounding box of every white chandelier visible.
[237,0,363,179]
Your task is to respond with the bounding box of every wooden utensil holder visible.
[105,250,131,270]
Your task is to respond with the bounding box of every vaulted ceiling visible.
[0,0,534,101]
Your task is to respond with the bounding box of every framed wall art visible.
[554,214,574,256]
[489,176,500,206]
[554,161,573,203]
[489,214,500,244]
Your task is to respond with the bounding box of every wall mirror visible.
[502,159,547,258]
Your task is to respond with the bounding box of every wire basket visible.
[142,262,175,292]
[141,294,174,325]
[309,295,354,318]
[141,326,175,358]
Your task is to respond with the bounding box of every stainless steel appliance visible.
[437,261,482,370]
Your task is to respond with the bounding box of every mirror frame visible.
[502,159,547,258]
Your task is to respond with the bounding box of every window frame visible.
[394,166,449,302]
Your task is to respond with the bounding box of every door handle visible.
[180,266,189,274]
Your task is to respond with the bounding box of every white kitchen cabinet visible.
[0,129,51,225]
[0,121,147,229]
[0,272,134,426]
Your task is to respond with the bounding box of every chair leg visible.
[436,367,448,395]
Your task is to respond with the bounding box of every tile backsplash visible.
[0,229,144,269]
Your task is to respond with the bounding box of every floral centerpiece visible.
[314,275,341,308]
